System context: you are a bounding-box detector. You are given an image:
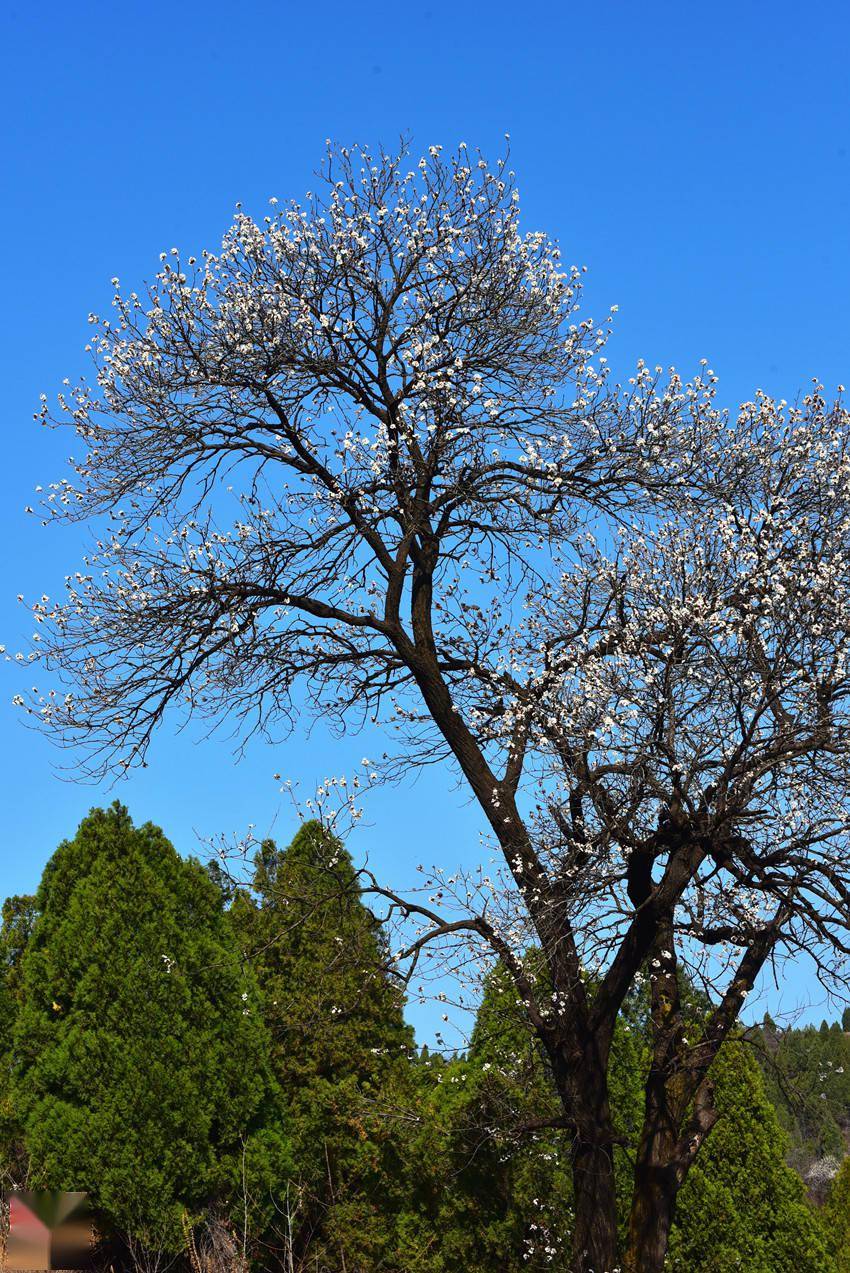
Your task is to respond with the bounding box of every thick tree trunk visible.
[531,1023,623,1273]
[622,1074,719,1272]
[619,918,687,1273]
[622,1143,679,1273]
[570,1136,620,1273]
[556,1042,622,1273]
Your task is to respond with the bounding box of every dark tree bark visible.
[28,140,850,1272]
[624,1153,679,1273]
[571,1138,620,1273]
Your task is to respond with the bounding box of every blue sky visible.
[2,0,849,1039]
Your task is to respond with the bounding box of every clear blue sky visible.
[2,0,849,1039]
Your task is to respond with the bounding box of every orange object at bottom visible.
[6,1193,95,1271]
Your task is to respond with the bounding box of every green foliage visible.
[394,957,837,1272]
[0,894,37,1181]
[11,804,289,1250]
[229,820,414,1270]
[3,808,848,1270]
[395,963,573,1271]
[757,1020,850,1170]
[667,1041,833,1272]
[824,1155,850,1272]
[393,962,647,1269]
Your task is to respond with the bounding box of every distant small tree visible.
[229,821,414,1269]
[27,137,850,1272]
[758,1023,850,1175]
[12,805,290,1251]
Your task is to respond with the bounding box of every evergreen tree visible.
[401,961,835,1272]
[5,807,843,1270]
[667,1041,833,1272]
[824,1155,850,1273]
[396,961,573,1271]
[396,960,645,1271]
[12,804,289,1252]
[757,1022,850,1172]
[229,820,414,1270]
[0,895,37,1183]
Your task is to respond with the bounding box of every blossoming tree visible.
[23,141,850,1272]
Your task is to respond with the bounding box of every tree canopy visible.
[11,804,289,1251]
[4,808,850,1271]
[23,137,850,1271]
[229,821,414,1268]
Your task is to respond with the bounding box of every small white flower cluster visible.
[17,144,850,1217]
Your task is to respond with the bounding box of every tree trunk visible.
[543,1026,622,1272]
[623,1074,719,1272]
[570,1136,620,1272]
[623,1148,678,1273]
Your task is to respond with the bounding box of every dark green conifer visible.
[824,1155,850,1272]
[0,894,37,1183]
[396,959,574,1271]
[230,820,414,1270]
[667,1041,833,1272]
[12,804,289,1251]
